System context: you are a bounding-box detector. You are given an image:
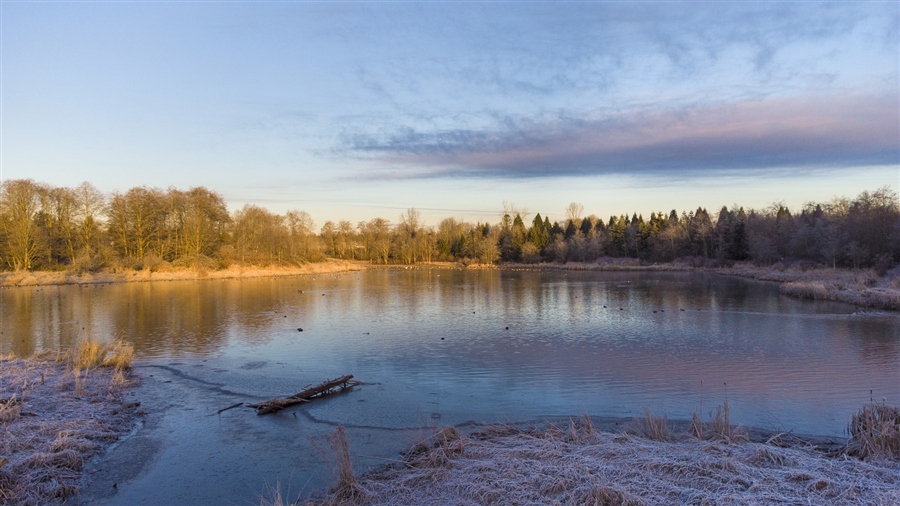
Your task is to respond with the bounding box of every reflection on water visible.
[2,269,898,436]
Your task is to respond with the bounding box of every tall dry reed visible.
[631,409,671,441]
[846,403,900,460]
[323,426,367,505]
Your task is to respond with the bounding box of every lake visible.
[3,268,898,504]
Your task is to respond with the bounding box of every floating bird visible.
[297,328,303,332]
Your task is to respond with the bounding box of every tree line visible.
[1,179,898,273]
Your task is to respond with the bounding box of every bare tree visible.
[73,182,106,255]
[286,210,317,262]
[565,202,584,225]
[0,179,47,270]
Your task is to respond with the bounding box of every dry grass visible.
[630,409,671,441]
[687,402,749,443]
[68,338,134,371]
[404,426,465,468]
[100,340,135,370]
[320,426,368,506]
[306,417,900,505]
[0,355,140,505]
[0,259,367,287]
[0,395,21,423]
[721,263,900,310]
[846,403,900,461]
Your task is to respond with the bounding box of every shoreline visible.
[302,417,899,506]
[0,355,141,505]
[0,259,369,287]
[2,356,896,505]
[716,263,900,311]
[3,259,898,312]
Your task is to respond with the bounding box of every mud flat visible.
[0,355,140,505]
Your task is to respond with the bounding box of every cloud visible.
[342,94,899,180]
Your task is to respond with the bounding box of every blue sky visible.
[2,1,898,225]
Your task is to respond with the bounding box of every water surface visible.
[3,268,898,504]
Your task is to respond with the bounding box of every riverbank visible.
[505,260,900,311]
[505,259,691,272]
[0,259,368,287]
[4,259,899,311]
[303,415,900,506]
[719,263,900,311]
[0,347,140,505]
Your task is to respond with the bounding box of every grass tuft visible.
[71,339,105,370]
[405,426,465,468]
[581,485,647,506]
[0,395,21,423]
[690,411,704,440]
[631,408,671,441]
[23,450,83,471]
[709,401,748,442]
[101,340,135,370]
[68,337,135,372]
[323,425,367,505]
[846,403,900,460]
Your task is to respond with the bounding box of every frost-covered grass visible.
[293,414,900,506]
[847,403,900,461]
[0,350,141,505]
[721,263,900,310]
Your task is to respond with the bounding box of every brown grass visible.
[322,426,368,505]
[630,409,671,441]
[690,401,748,443]
[846,403,900,461]
[101,340,134,370]
[0,395,21,423]
[0,355,140,505]
[405,426,465,468]
[68,338,134,371]
[690,411,704,440]
[0,259,367,287]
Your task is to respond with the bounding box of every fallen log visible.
[249,374,361,415]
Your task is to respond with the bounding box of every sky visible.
[2,1,898,226]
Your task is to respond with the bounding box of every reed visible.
[323,425,367,505]
[68,337,134,371]
[846,403,900,460]
[631,409,671,441]
[101,340,135,370]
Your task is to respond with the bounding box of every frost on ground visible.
[0,355,141,505]
[308,420,900,506]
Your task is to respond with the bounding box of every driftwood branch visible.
[216,402,243,415]
[249,374,361,415]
